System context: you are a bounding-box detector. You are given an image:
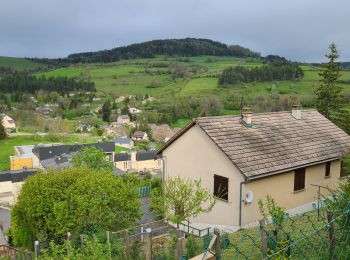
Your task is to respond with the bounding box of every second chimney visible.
[292,105,301,120]
[241,107,252,128]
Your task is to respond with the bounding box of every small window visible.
[214,174,229,201]
[340,162,348,178]
[294,168,305,191]
[325,162,331,177]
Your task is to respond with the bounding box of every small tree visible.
[102,100,111,122]
[0,119,7,140]
[71,147,113,171]
[151,177,216,227]
[315,43,342,119]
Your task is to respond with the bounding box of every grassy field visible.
[115,146,130,153]
[36,56,350,101]
[0,134,100,171]
[0,56,47,71]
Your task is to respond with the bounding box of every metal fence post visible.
[106,231,110,244]
[67,232,72,254]
[34,241,39,259]
[80,235,84,250]
[259,220,268,258]
[145,231,152,260]
[124,230,130,259]
[327,211,336,258]
[214,228,222,258]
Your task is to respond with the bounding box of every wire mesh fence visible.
[220,196,350,259]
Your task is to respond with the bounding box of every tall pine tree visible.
[315,43,342,119]
[0,118,7,139]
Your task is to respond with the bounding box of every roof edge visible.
[246,157,340,181]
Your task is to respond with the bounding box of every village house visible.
[115,96,126,103]
[114,150,161,174]
[132,131,148,141]
[112,137,134,149]
[150,123,181,143]
[0,169,37,206]
[0,114,16,129]
[157,107,350,230]
[9,142,115,170]
[128,106,142,115]
[117,114,130,125]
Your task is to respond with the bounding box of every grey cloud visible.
[0,0,349,62]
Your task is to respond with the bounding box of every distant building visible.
[0,169,37,206]
[117,115,131,125]
[115,96,126,103]
[112,137,134,149]
[9,142,115,171]
[128,107,142,115]
[0,114,16,129]
[142,96,156,104]
[114,150,161,174]
[132,131,148,141]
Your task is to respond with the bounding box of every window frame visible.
[325,162,331,177]
[294,168,305,192]
[213,174,229,201]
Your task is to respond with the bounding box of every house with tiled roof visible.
[114,150,161,174]
[157,106,350,229]
[0,114,16,129]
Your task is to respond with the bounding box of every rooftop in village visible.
[159,108,350,179]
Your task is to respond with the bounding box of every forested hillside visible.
[28,38,260,65]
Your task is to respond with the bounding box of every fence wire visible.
[221,197,350,260]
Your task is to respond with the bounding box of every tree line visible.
[28,38,261,65]
[218,62,304,86]
[0,72,95,95]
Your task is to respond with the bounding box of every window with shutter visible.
[214,174,229,201]
[294,168,305,191]
[325,162,331,177]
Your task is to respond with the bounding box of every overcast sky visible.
[1,0,349,62]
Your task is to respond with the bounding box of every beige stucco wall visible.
[241,160,341,225]
[115,159,161,172]
[162,125,245,227]
[0,181,24,206]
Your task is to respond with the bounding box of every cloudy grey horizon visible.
[1,0,349,62]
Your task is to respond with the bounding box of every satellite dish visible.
[245,191,254,204]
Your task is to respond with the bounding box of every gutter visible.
[239,180,249,227]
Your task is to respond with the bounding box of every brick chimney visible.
[241,108,252,128]
[292,105,301,120]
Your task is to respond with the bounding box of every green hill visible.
[0,56,47,71]
[29,38,260,65]
[36,56,350,101]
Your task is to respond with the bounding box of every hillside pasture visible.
[0,56,47,71]
[35,56,350,102]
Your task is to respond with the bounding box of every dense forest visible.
[28,38,261,65]
[219,59,304,85]
[0,73,95,95]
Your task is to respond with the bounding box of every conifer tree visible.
[315,43,342,119]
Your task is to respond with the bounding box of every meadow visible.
[36,56,350,101]
[0,56,47,71]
